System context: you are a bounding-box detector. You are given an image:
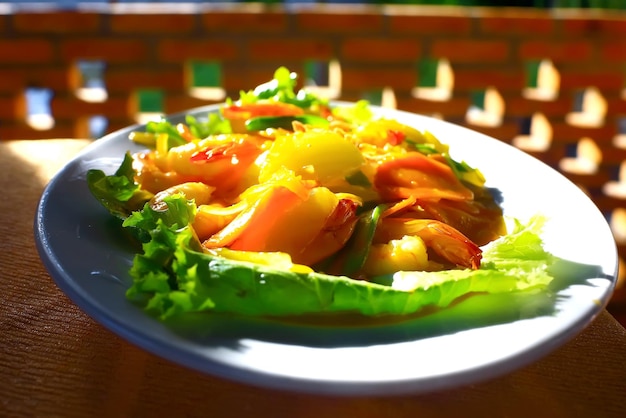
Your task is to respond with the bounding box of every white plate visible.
[35,104,618,396]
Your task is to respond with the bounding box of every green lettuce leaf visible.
[124,195,555,320]
[145,118,187,148]
[130,114,232,150]
[239,66,327,109]
[86,152,153,220]
[185,113,232,138]
[123,194,196,233]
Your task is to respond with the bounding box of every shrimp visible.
[162,134,263,179]
[133,151,190,194]
[296,197,359,266]
[374,218,482,270]
[149,182,215,212]
[374,152,474,202]
[134,134,266,199]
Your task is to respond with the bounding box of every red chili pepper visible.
[222,102,304,120]
[190,141,258,163]
[375,153,474,202]
[318,104,333,120]
[387,130,406,146]
[322,198,359,232]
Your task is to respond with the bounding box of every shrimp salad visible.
[88,67,555,319]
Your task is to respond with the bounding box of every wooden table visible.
[1,139,625,418]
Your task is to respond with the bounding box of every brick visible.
[60,39,149,63]
[13,12,101,34]
[519,41,593,62]
[0,121,76,140]
[341,38,421,62]
[560,171,612,190]
[105,68,184,93]
[72,116,94,139]
[607,98,626,115]
[601,41,626,62]
[598,148,626,165]
[11,92,27,119]
[165,95,220,115]
[593,195,626,217]
[479,16,554,35]
[0,96,18,119]
[50,95,130,119]
[460,122,521,143]
[551,122,616,143]
[0,68,70,94]
[340,67,416,90]
[71,115,137,139]
[560,70,624,91]
[562,18,626,37]
[110,13,197,34]
[158,39,238,62]
[516,147,565,169]
[453,68,525,91]
[103,118,136,135]
[201,11,288,33]
[333,91,361,104]
[220,65,292,93]
[388,15,472,35]
[396,97,471,119]
[432,40,509,63]
[248,39,333,61]
[503,97,573,118]
[295,12,384,34]
[0,40,54,63]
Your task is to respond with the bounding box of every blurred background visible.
[1,0,625,321]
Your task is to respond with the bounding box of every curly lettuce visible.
[86,152,153,220]
[122,195,554,320]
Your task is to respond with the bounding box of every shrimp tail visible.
[376,218,482,270]
[419,221,482,269]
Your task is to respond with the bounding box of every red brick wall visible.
[0,5,624,138]
[1,4,626,304]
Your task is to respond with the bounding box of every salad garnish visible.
[88,67,555,320]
